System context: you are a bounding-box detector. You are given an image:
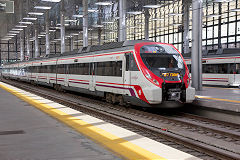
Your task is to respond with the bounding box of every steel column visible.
[0,40,1,65]
[8,41,10,62]
[83,0,88,47]
[70,37,74,51]
[191,0,203,91]
[45,11,50,55]
[20,31,24,61]
[144,9,150,40]
[183,0,190,54]
[26,28,30,60]
[15,35,18,61]
[118,0,126,41]
[35,26,39,58]
[60,1,65,53]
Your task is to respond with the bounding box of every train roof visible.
[4,40,153,66]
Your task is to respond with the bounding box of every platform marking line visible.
[0,82,199,160]
[204,86,240,91]
[195,95,240,104]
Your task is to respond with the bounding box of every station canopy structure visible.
[0,0,240,61]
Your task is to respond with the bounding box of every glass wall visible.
[119,0,240,54]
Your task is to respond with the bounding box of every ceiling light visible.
[214,0,233,2]
[9,31,20,33]
[92,24,104,28]
[95,1,113,6]
[28,12,44,16]
[34,6,51,10]
[49,29,56,32]
[1,38,11,41]
[15,25,28,28]
[38,34,45,37]
[19,21,33,25]
[38,36,42,39]
[127,11,142,15]
[143,4,161,8]
[7,33,17,36]
[41,0,61,2]
[5,36,15,38]
[71,33,79,36]
[65,19,77,22]
[231,8,240,12]
[152,18,164,21]
[12,28,24,31]
[23,17,37,20]
[102,21,114,24]
[88,8,98,12]
[72,14,83,18]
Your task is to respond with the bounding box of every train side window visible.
[83,63,90,75]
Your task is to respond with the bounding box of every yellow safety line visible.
[0,83,166,160]
[195,95,240,104]
[204,86,240,91]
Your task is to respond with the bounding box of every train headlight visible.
[153,79,159,85]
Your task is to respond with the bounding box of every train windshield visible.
[140,44,185,73]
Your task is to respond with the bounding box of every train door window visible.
[236,63,240,74]
[125,53,139,71]
[229,63,236,74]
[115,61,122,77]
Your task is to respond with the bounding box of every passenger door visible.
[89,61,96,91]
[124,53,131,86]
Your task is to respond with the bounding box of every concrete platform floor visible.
[0,87,121,160]
[195,86,240,112]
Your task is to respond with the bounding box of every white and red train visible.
[185,54,240,87]
[2,40,195,107]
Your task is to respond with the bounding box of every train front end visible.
[134,42,195,107]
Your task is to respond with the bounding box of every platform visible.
[0,85,120,160]
[195,86,240,113]
[0,82,200,160]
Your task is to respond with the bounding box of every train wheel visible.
[118,95,125,106]
[106,93,111,103]
[111,94,117,104]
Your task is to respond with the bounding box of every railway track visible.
[2,79,240,160]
